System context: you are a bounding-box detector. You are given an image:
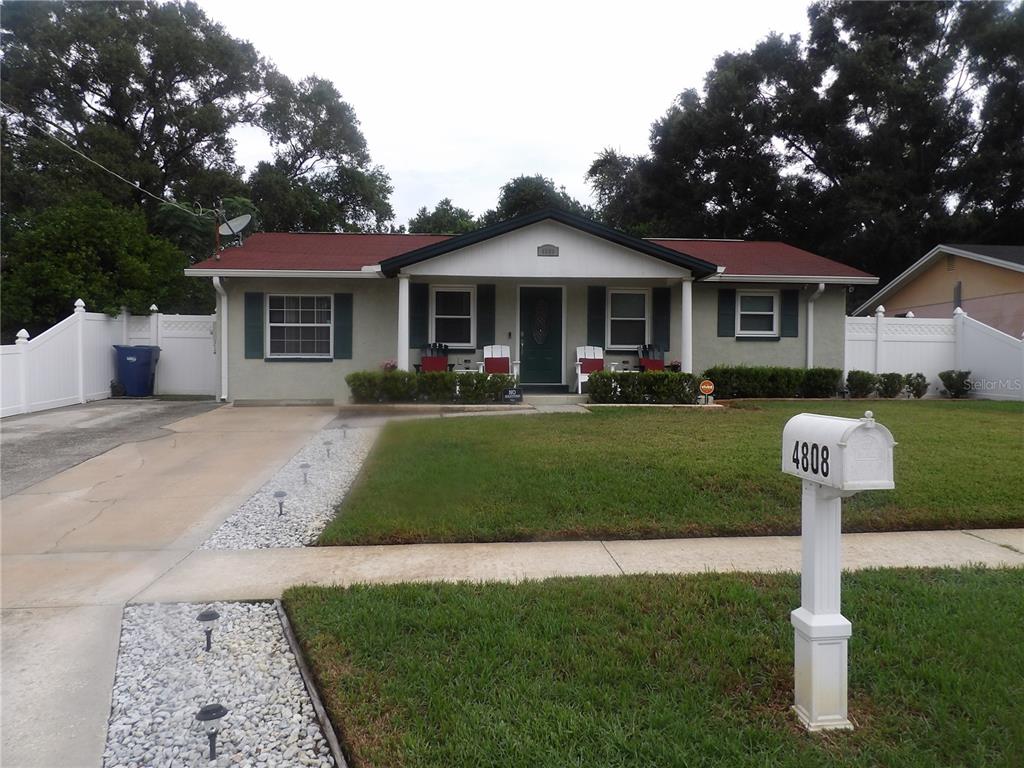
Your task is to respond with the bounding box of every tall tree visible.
[588,1,1024,284]
[408,198,477,233]
[480,174,594,226]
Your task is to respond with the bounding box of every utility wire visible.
[0,99,211,219]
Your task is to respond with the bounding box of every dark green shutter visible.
[244,292,264,358]
[717,289,736,337]
[477,284,495,348]
[410,283,429,348]
[652,287,670,350]
[587,286,606,347]
[334,293,353,359]
[781,289,799,337]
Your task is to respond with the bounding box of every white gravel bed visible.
[103,602,333,768]
[201,425,376,549]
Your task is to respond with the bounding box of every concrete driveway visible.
[1,403,338,768]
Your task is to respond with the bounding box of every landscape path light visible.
[196,608,220,652]
[299,462,310,484]
[195,703,228,760]
[323,440,333,458]
[273,490,287,516]
[781,410,896,731]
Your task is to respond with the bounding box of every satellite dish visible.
[218,214,252,236]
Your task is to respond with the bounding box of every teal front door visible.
[519,287,562,384]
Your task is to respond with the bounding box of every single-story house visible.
[854,244,1024,337]
[184,209,877,402]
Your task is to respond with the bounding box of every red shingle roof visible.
[189,232,452,271]
[648,239,874,279]
[188,231,872,279]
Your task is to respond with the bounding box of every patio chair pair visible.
[415,344,520,376]
[574,344,666,393]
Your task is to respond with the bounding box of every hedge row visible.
[587,372,700,404]
[702,366,844,399]
[346,371,517,404]
[846,370,939,399]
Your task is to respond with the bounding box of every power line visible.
[0,99,211,219]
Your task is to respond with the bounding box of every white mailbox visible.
[781,411,896,732]
[782,411,896,492]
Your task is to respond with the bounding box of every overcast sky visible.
[201,0,811,226]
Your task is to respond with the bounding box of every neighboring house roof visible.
[649,239,876,282]
[853,243,1024,315]
[184,209,875,283]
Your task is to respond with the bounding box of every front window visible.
[607,289,648,349]
[267,295,332,357]
[736,291,778,337]
[431,286,475,348]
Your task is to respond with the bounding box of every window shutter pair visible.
[717,288,799,337]
[408,283,497,349]
[243,292,352,359]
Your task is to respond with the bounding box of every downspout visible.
[806,282,826,368]
[213,277,229,401]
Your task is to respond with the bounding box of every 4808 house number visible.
[792,441,830,478]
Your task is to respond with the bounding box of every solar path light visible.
[273,490,287,516]
[299,462,310,484]
[195,703,228,760]
[781,411,896,731]
[196,608,220,652]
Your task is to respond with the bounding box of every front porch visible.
[394,278,696,388]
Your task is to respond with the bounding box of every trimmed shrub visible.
[800,368,843,398]
[939,369,972,399]
[587,371,699,404]
[345,371,516,403]
[701,366,805,399]
[904,372,929,399]
[846,370,878,398]
[877,372,906,398]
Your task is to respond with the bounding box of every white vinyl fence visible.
[845,306,1024,400]
[1,299,217,417]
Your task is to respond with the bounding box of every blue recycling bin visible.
[113,345,161,396]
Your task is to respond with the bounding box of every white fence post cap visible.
[74,298,86,312]
[905,311,915,318]
[953,306,966,316]
[15,329,30,344]
[874,305,885,315]
[150,304,159,312]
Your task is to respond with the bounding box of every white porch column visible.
[680,278,694,373]
[397,274,411,371]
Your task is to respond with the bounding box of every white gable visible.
[402,220,692,279]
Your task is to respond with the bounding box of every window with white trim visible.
[430,286,475,348]
[267,295,332,357]
[606,289,649,349]
[736,291,779,337]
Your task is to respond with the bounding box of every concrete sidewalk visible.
[134,528,1024,603]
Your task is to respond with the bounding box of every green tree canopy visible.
[1,195,185,337]
[587,1,1024,284]
[408,198,477,234]
[480,175,594,226]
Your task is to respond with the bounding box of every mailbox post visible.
[781,411,896,731]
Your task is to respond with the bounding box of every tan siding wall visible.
[885,256,1024,335]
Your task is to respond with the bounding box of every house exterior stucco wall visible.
[217,275,848,403]
[690,283,845,372]
[223,276,397,403]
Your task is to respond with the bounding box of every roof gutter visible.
[702,273,878,284]
[212,277,229,401]
[184,269,382,278]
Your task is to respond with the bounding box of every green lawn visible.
[319,400,1023,545]
[284,568,1024,768]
